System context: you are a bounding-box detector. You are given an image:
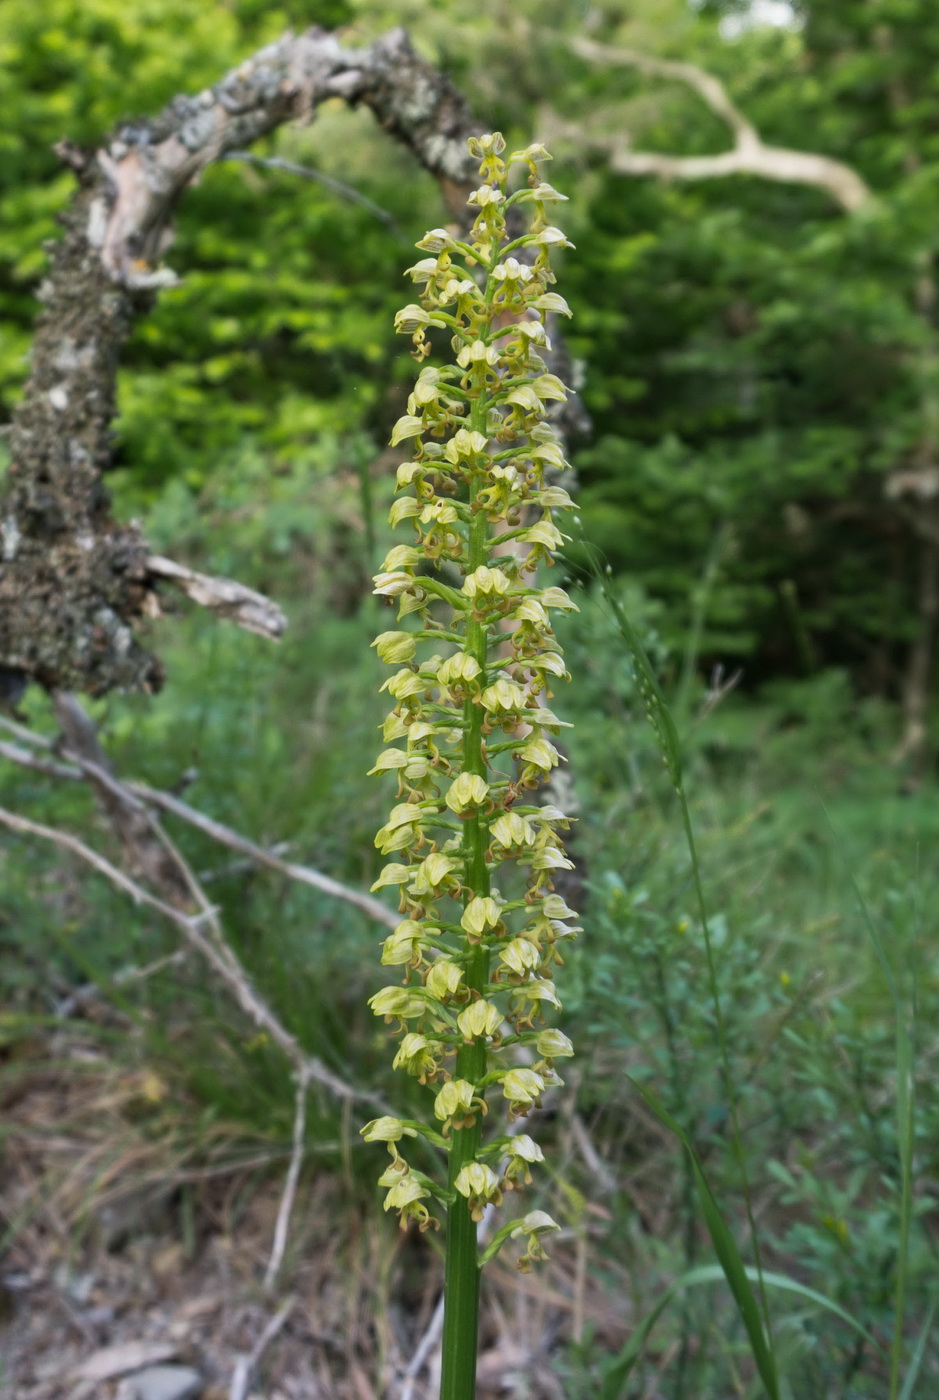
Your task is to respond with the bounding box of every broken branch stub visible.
[0,26,479,698]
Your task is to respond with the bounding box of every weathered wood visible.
[0,27,479,697]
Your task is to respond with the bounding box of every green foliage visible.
[3,4,939,1395]
[5,0,939,699]
[552,584,939,1397]
[0,0,423,505]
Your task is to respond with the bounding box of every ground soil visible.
[0,1045,623,1400]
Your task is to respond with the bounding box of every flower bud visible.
[372,631,417,664]
[456,340,501,368]
[383,1174,433,1230]
[541,894,577,919]
[370,862,411,891]
[510,1210,560,1268]
[507,1135,544,1163]
[457,999,503,1041]
[480,677,528,714]
[425,959,464,1000]
[445,772,489,813]
[539,586,578,611]
[509,142,551,164]
[394,304,447,333]
[455,1162,501,1201]
[404,257,439,282]
[490,812,537,848]
[368,748,410,776]
[368,986,426,1020]
[461,896,502,937]
[535,1028,575,1059]
[502,1068,545,1111]
[462,565,512,599]
[437,651,482,687]
[493,257,533,283]
[390,414,426,445]
[516,738,560,772]
[444,428,490,463]
[468,185,505,207]
[381,544,421,572]
[361,1116,414,1143]
[434,1079,476,1123]
[468,132,506,157]
[415,228,456,253]
[373,571,415,598]
[409,851,460,895]
[499,937,542,976]
[393,1034,441,1081]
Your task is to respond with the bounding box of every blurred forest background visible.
[1,2,938,1397]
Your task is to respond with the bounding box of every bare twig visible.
[53,690,192,907]
[0,802,388,1113]
[566,37,873,212]
[0,805,205,924]
[0,738,76,782]
[696,664,744,726]
[229,1294,297,1400]
[54,949,189,1017]
[199,841,291,883]
[264,1063,312,1292]
[145,555,287,641]
[224,150,400,229]
[570,1112,618,1197]
[398,1296,444,1400]
[0,691,394,1295]
[0,715,398,930]
[126,781,399,929]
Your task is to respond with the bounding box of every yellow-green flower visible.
[365,133,580,1258]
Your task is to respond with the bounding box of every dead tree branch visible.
[53,689,194,907]
[0,687,397,1282]
[0,713,398,929]
[145,555,287,641]
[0,26,480,698]
[0,799,389,1110]
[0,804,203,925]
[567,38,873,213]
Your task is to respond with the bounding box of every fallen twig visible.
[264,1064,313,1292]
[229,1294,297,1400]
[0,716,398,930]
[0,802,387,1114]
[54,949,189,1018]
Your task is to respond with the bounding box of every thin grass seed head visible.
[361,133,579,1265]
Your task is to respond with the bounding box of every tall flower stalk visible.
[362,133,579,1400]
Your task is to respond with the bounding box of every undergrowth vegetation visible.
[2,519,936,1394]
[3,2,939,1396]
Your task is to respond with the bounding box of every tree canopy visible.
[2,0,937,728]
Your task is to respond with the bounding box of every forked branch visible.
[0,26,480,697]
[568,37,873,212]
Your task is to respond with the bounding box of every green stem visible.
[439,395,492,1400]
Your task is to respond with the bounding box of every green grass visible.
[1,562,937,1397]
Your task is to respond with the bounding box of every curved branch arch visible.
[0,26,481,696]
[569,37,873,214]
